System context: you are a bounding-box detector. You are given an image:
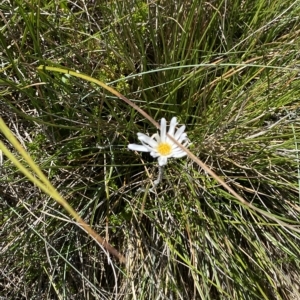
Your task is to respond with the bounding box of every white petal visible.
[182,140,190,147]
[174,125,186,140]
[172,151,187,158]
[137,133,158,148]
[143,144,157,152]
[160,118,167,142]
[177,133,188,144]
[150,151,159,158]
[128,144,150,152]
[152,133,161,143]
[171,145,187,154]
[168,117,177,137]
[158,156,168,166]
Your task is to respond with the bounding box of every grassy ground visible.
[1,0,300,299]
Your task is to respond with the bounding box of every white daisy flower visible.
[128,117,189,166]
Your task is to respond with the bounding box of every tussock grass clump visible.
[1,0,300,299]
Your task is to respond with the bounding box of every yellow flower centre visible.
[157,142,172,156]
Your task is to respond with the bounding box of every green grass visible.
[1,0,300,299]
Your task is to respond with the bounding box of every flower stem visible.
[153,165,164,187]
